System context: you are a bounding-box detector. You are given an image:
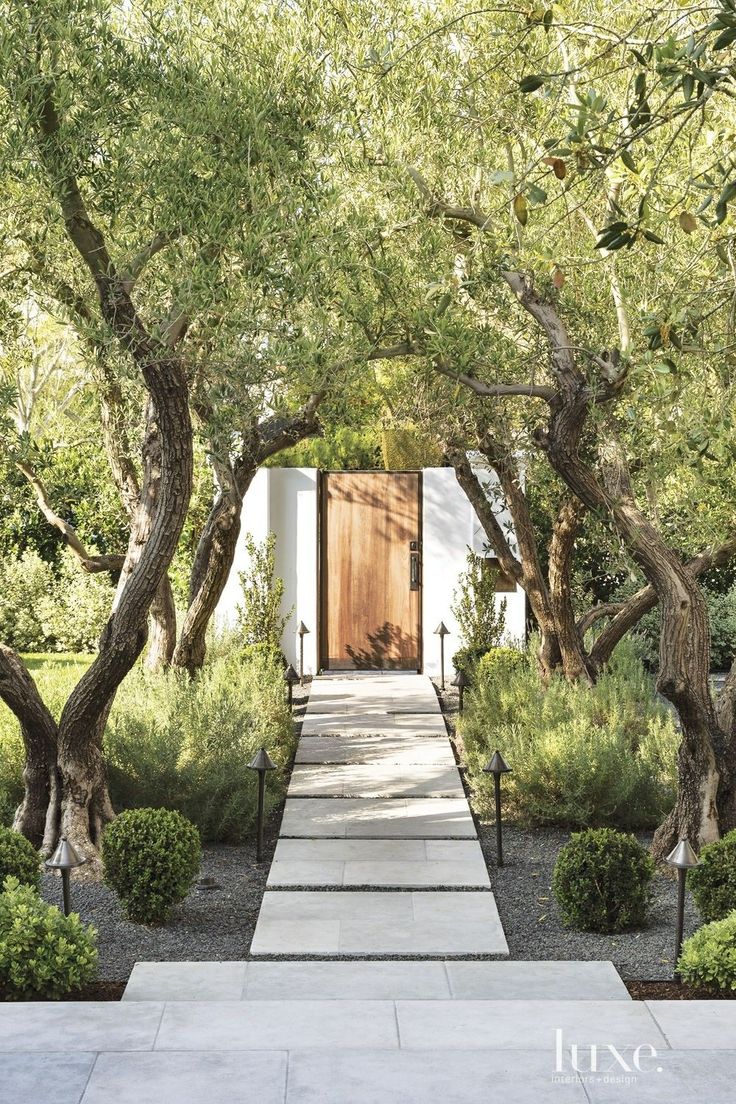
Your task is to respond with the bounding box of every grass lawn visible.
[21,652,94,675]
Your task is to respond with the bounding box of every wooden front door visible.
[320,472,422,670]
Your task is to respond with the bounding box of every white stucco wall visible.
[216,463,527,675]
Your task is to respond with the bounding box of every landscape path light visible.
[296,622,310,686]
[433,622,450,690]
[248,747,278,863]
[452,669,470,714]
[665,838,699,981]
[483,751,512,867]
[284,663,299,708]
[45,836,86,916]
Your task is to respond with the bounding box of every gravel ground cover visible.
[36,683,310,984]
[433,678,702,982]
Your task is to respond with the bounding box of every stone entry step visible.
[295,735,456,766]
[249,890,508,956]
[267,838,490,887]
[123,960,630,1002]
[280,797,476,838]
[288,763,465,798]
[301,712,448,736]
[306,676,441,716]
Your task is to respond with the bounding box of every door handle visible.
[410,551,420,590]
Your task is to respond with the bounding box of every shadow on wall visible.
[345,621,418,669]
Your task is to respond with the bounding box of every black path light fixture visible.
[665,838,699,981]
[45,837,86,916]
[483,751,512,867]
[452,669,470,714]
[434,622,450,690]
[284,663,299,708]
[296,622,310,686]
[248,747,278,863]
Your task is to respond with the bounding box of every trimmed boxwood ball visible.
[0,876,97,999]
[678,910,736,991]
[688,829,736,922]
[552,828,654,933]
[102,808,201,925]
[0,826,40,891]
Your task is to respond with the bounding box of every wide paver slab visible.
[280,797,476,838]
[80,1051,287,1104]
[301,713,448,736]
[306,676,440,715]
[250,891,507,955]
[0,1002,163,1052]
[646,1000,736,1049]
[295,735,455,766]
[123,962,248,1002]
[584,1049,736,1103]
[0,1054,95,1104]
[154,1000,398,1051]
[244,960,452,1000]
[288,763,463,798]
[396,999,667,1051]
[268,838,490,887]
[446,960,630,1001]
[286,1049,587,1104]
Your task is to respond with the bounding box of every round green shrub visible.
[102,808,201,925]
[0,876,97,999]
[678,910,736,991]
[451,645,488,678]
[552,828,654,933]
[476,647,527,681]
[0,827,40,891]
[688,829,736,921]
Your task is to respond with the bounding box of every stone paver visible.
[80,1052,287,1104]
[295,734,455,765]
[280,797,477,837]
[288,762,464,797]
[155,1000,399,1051]
[267,838,490,887]
[285,1049,587,1104]
[122,961,247,1002]
[445,960,630,1001]
[243,961,452,1000]
[301,712,448,736]
[250,891,507,955]
[0,1002,163,1052]
[584,1050,736,1103]
[0,1054,96,1104]
[646,1000,736,1049]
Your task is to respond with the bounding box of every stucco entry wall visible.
[215,466,526,676]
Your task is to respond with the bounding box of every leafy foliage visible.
[105,648,295,842]
[0,876,97,999]
[678,910,736,992]
[688,829,736,922]
[237,534,291,656]
[452,551,506,669]
[0,827,40,891]
[552,828,655,933]
[459,641,678,829]
[102,808,201,926]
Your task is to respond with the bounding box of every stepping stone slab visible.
[301,713,448,736]
[0,1002,163,1052]
[80,1052,287,1104]
[250,891,508,955]
[123,961,248,1002]
[646,1000,736,1050]
[288,763,465,798]
[243,960,453,1000]
[445,960,630,1001]
[0,1054,95,1104]
[584,1049,736,1103]
[268,838,490,887]
[279,797,477,838]
[154,1000,399,1051]
[286,1049,587,1104]
[395,999,666,1051]
[295,736,455,766]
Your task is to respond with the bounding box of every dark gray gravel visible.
[432,676,701,981]
[38,683,311,983]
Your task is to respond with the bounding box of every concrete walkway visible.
[3,674,736,1102]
